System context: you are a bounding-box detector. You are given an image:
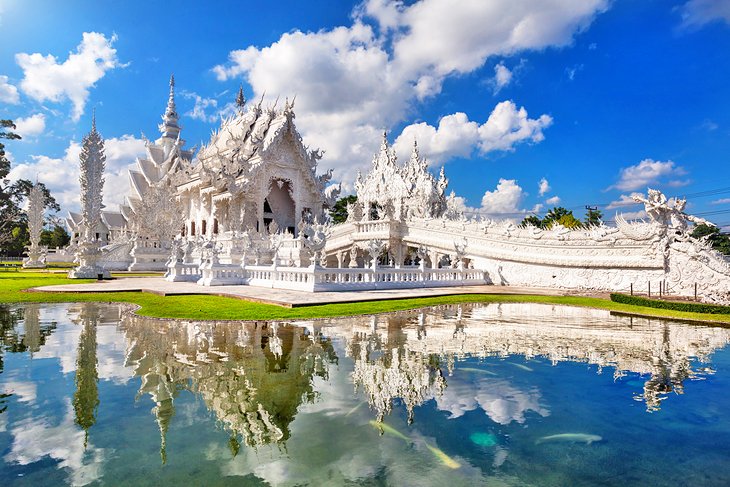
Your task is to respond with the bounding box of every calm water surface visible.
[1,302,730,486]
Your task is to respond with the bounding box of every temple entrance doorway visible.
[265,179,296,234]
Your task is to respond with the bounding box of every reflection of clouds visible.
[33,308,82,374]
[4,399,106,486]
[95,326,133,384]
[32,306,133,384]
[2,378,37,403]
[436,376,548,425]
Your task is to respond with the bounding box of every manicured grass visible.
[2,272,730,323]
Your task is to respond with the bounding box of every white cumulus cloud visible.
[212,0,607,185]
[0,74,19,104]
[545,195,561,205]
[609,159,688,192]
[182,91,219,123]
[679,0,730,29]
[14,113,46,138]
[480,178,536,219]
[478,100,552,153]
[393,101,551,165]
[15,32,125,121]
[493,62,513,94]
[605,193,643,210]
[538,177,550,196]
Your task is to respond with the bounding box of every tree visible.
[329,195,357,224]
[520,215,543,228]
[543,207,582,229]
[0,120,62,255]
[40,225,71,248]
[556,213,583,229]
[584,207,603,227]
[691,224,730,255]
[1,120,21,248]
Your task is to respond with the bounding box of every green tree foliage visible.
[329,195,357,224]
[1,120,22,245]
[40,225,71,249]
[545,207,570,222]
[691,224,730,255]
[0,121,61,255]
[520,215,542,228]
[520,207,583,229]
[555,213,583,229]
[584,207,603,227]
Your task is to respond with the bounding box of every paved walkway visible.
[29,277,576,308]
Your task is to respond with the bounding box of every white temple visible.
[68,77,730,304]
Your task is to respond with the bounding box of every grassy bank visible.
[2,272,730,323]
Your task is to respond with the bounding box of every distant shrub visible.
[610,293,730,315]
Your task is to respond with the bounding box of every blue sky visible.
[1,0,729,227]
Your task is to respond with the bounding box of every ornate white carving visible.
[354,134,447,222]
[69,116,110,279]
[23,182,47,268]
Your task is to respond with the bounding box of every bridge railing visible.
[174,261,487,291]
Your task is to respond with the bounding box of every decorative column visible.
[69,113,111,279]
[22,182,47,268]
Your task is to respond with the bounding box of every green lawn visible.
[2,272,730,323]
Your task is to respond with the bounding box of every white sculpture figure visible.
[69,113,111,279]
[362,239,386,269]
[22,182,47,268]
[453,238,467,270]
[301,219,329,267]
[633,188,711,232]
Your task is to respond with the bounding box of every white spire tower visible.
[69,111,111,278]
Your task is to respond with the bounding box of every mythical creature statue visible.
[633,188,711,233]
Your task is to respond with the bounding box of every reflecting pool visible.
[2,302,730,486]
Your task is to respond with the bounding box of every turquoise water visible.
[1,302,730,486]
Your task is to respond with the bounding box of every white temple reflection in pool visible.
[3,302,730,486]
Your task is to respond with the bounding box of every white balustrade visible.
[189,262,487,291]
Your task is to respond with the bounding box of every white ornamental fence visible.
[167,262,487,292]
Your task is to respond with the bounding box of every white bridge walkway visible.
[31,277,574,308]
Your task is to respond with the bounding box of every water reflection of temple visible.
[119,313,337,460]
[300,303,730,416]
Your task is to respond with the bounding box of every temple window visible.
[202,220,207,235]
[213,218,219,234]
[191,222,196,236]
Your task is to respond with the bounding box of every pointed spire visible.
[91,108,97,133]
[159,74,181,139]
[235,85,246,113]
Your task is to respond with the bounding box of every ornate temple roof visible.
[355,134,447,219]
[124,75,195,211]
[191,96,334,202]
